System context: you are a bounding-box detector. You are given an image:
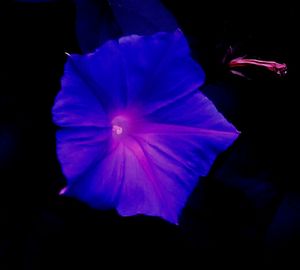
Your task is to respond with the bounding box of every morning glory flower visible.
[52,30,239,224]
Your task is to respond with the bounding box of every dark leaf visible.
[74,0,121,53]
[75,0,177,52]
[108,0,177,35]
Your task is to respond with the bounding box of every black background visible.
[0,0,298,268]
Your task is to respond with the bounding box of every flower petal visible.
[56,127,110,180]
[116,91,239,223]
[145,90,238,134]
[118,30,205,112]
[117,125,238,224]
[64,142,126,208]
[63,41,128,114]
[52,57,109,128]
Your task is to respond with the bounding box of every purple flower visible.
[52,30,239,224]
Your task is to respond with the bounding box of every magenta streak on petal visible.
[138,122,240,137]
[142,84,201,116]
[125,137,158,192]
[124,136,170,217]
[136,135,199,172]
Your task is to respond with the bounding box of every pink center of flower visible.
[112,125,123,135]
[111,115,131,137]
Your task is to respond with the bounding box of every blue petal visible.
[63,41,128,113]
[56,127,110,180]
[52,56,109,128]
[118,30,205,111]
[64,143,127,209]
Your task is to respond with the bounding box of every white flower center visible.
[112,124,123,135]
[111,115,131,137]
